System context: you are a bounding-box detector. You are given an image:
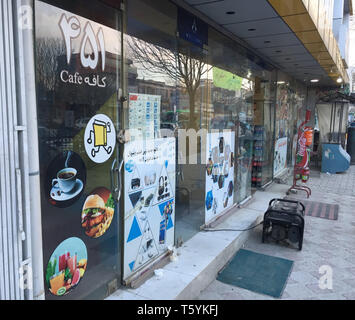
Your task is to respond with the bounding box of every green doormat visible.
[217,249,294,298]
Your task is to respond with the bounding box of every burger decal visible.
[81,187,115,238]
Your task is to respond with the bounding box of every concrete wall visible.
[332,0,351,66]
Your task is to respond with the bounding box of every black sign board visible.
[177,7,208,49]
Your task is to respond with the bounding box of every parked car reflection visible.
[75,117,90,129]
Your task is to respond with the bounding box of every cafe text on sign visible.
[59,13,107,88]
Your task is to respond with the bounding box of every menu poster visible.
[205,131,235,224]
[129,94,161,141]
[123,137,176,279]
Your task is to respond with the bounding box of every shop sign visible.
[213,67,242,92]
[177,7,208,49]
[59,13,107,88]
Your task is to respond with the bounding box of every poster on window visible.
[205,131,235,224]
[123,137,175,279]
[129,94,161,141]
[274,137,288,176]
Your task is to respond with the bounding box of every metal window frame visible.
[0,0,43,300]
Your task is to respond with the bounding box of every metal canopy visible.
[317,91,355,103]
[182,0,343,87]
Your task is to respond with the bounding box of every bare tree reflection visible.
[127,36,211,129]
[36,38,66,92]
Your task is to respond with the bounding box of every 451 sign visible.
[59,13,107,88]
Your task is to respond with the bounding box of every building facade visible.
[0,0,352,300]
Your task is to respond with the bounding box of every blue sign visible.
[178,7,208,49]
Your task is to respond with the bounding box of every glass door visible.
[121,0,178,281]
[35,0,122,299]
[236,88,254,204]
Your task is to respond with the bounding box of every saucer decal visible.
[46,151,87,208]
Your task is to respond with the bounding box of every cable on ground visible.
[202,221,264,232]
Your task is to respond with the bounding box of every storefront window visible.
[124,0,267,249]
[252,72,276,188]
[35,0,122,299]
[123,0,180,279]
[274,71,306,178]
[207,29,256,205]
[31,0,310,298]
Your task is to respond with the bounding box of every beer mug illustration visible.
[87,119,112,158]
[84,114,116,164]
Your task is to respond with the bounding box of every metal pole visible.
[332,102,337,141]
[15,0,44,300]
[328,102,334,143]
[339,102,344,144]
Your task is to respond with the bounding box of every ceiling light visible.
[311,79,319,83]
[337,77,343,83]
[277,81,285,84]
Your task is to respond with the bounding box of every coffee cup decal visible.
[52,168,77,193]
[46,151,86,208]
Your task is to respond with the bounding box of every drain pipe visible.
[15,0,45,300]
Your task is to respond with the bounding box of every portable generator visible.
[262,199,305,250]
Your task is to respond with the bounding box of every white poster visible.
[205,131,235,224]
[274,137,288,176]
[123,137,175,279]
[129,93,161,140]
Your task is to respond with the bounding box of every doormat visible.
[217,249,293,298]
[284,197,339,220]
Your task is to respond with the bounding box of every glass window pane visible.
[35,0,121,299]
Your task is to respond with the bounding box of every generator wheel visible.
[262,228,266,243]
[298,241,303,251]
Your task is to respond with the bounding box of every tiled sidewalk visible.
[307,165,355,197]
[199,166,355,300]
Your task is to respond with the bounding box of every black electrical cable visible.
[202,221,264,232]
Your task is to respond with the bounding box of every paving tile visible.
[105,290,147,300]
[342,292,355,299]
[129,269,195,300]
[198,167,355,300]
[282,283,316,299]
[289,270,319,284]
[107,167,355,301]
